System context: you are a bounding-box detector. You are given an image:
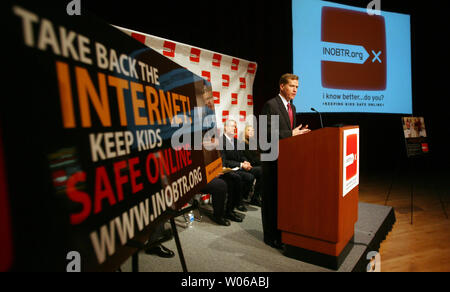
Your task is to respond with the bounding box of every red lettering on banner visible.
[240,111,247,122]
[222,111,229,123]
[248,63,256,74]
[67,171,91,225]
[247,94,254,106]
[114,160,129,202]
[222,74,230,87]
[167,148,177,174]
[163,41,176,58]
[0,124,13,271]
[240,77,246,89]
[145,153,160,184]
[145,148,192,184]
[131,33,146,45]
[213,91,220,104]
[212,54,222,67]
[202,71,211,82]
[94,166,117,215]
[231,58,240,71]
[190,48,201,63]
[231,93,238,105]
[129,157,143,194]
[67,148,193,225]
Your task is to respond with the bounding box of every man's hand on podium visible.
[293,124,311,136]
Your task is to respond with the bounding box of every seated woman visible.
[242,125,262,206]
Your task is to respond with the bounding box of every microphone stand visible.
[311,108,324,128]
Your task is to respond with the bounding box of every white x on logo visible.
[372,50,382,63]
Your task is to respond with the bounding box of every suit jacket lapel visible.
[275,96,292,131]
[222,134,234,150]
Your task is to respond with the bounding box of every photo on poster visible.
[402,117,427,139]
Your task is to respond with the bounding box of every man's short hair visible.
[224,119,236,127]
[279,73,299,86]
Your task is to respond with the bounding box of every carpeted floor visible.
[120,201,394,272]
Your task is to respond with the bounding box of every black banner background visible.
[2,1,219,271]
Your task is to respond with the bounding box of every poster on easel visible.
[2,2,222,272]
[402,117,429,157]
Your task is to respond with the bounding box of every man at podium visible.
[260,73,310,249]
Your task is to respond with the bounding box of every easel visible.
[384,156,419,224]
[385,117,448,223]
[125,200,201,272]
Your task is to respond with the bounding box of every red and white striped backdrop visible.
[116,26,257,138]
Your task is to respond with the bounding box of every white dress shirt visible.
[278,94,290,113]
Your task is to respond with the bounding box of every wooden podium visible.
[278,126,359,270]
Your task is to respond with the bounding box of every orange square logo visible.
[321,7,386,90]
[346,134,358,180]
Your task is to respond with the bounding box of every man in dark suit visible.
[260,73,310,249]
[201,177,231,226]
[220,119,262,214]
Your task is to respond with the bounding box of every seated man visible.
[145,221,175,258]
[220,170,245,222]
[201,177,231,226]
[220,119,262,212]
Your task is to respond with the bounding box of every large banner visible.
[2,2,221,271]
[117,27,258,138]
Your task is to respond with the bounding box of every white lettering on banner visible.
[89,131,134,162]
[13,6,159,82]
[89,168,202,264]
[14,5,92,64]
[95,42,139,79]
[137,61,160,85]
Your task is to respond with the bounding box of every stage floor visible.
[121,202,395,272]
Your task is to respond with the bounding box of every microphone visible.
[311,107,324,129]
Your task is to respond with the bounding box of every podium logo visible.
[345,134,358,180]
[321,7,386,90]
